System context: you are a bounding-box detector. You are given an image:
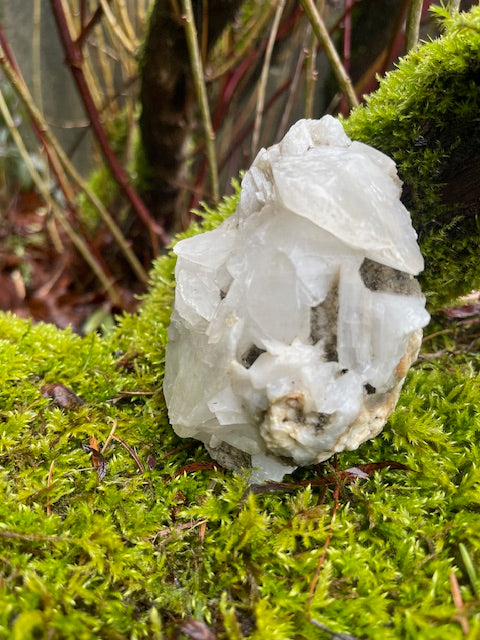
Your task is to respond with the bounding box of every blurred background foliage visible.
[0,0,477,331]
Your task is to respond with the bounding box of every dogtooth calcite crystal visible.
[163,116,430,483]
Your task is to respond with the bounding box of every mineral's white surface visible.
[163,116,430,483]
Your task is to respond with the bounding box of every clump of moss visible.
[344,6,480,309]
[77,112,139,232]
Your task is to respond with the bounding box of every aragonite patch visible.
[163,116,430,482]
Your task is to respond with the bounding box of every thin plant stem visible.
[181,0,219,203]
[343,0,353,75]
[77,2,105,47]
[300,0,359,110]
[99,0,138,55]
[380,0,410,76]
[101,419,118,454]
[208,4,277,80]
[353,0,408,95]
[219,75,292,173]
[0,88,121,304]
[0,33,80,204]
[111,435,145,473]
[63,2,106,115]
[74,175,148,283]
[99,4,138,89]
[251,0,286,156]
[339,0,353,116]
[405,0,424,52]
[82,5,136,117]
[304,17,317,118]
[46,460,55,516]
[304,0,324,119]
[92,19,117,112]
[32,0,43,112]
[137,0,149,29]
[116,0,137,43]
[449,572,470,636]
[307,482,340,611]
[80,0,88,28]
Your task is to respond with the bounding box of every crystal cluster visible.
[163,116,430,482]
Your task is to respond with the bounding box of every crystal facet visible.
[164,117,430,482]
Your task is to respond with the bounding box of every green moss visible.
[343,6,480,309]
[77,112,138,232]
[1,307,480,638]
[77,164,118,232]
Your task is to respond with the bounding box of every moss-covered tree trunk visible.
[344,9,480,308]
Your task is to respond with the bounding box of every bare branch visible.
[181,0,219,203]
[252,0,286,156]
[300,0,359,110]
[405,0,424,52]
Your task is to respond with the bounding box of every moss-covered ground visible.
[1,7,480,640]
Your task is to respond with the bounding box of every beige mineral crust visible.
[163,116,430,483]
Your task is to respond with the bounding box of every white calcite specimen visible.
[163,116,430,483]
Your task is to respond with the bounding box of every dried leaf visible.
[41,383,84,409]
[81,444,108,481]
[350,460,412,476]
[179,619,216,640]
[89,436,100,467]
[146,453,157,469]
[342,466,370,479]
[439,303,480,318]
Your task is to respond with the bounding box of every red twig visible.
[173,461,221,476]
[339,0,353,116]
[307,482,340,611]
[449,572,470,636]
[48,0,169,251]
[160,442,196,461]
[111,435,145,473]
[243,461,412,497]
[325,0,360,38]
[77,2,109,48]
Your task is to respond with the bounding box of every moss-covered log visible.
[1,7,480,640]
[344,7,480,309]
